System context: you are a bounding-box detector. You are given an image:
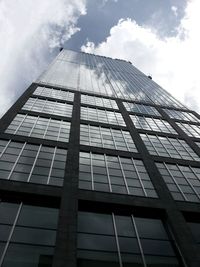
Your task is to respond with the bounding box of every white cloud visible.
[82,0,200,112]
[0,0,86,117]
[171,6,178,17]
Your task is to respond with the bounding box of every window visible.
[187,221,200,245]
[33,86,74,102]
[38,50,185,108]
[80,124,137,152]
[22,98,73,118]
[5,114,71,142]
[163,109,199,123]
[123,102,160,116]
[141,134,200,161]
[0,140,67,187]
[156,162,200,202]
[79,152,157,198]
[130,115,177,134]
[81,107,125,126]
[0,201,58,267]
[177,122,200,138]
[81,94,118,109]
[77,211,181,267]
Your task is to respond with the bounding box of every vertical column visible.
[53,92,81,267]
[116,99,200,267]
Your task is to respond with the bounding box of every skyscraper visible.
[0,49,200,267]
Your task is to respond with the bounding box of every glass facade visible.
[81,107,125,126]
[80,124,137,152]
[0,201,58,267]
[141,134,200,161]
[77,211,180,267]
[123,102,160,116]
[81,94,118,110]
[1,49,200,265]
[156,163,200,202]
[38,50,185,109]
[177,122,200,138]
[163,109,199,122]
[79,152,157,197]
[22,98,73,118]
[130,115,177,134]
[34,86,74,102]
[0,140,67,186]
[5,114,71,142]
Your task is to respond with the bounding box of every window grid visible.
[0,202,58,266]
[47,147,57,184]
[81,107,125,126]
[79,152,157,198]
[131,158,147,197]
[0,140,67,187]
[163,109,199,123]
[0,202,23,266]
[80,124,137,152]
[81,94,118,110]
[27,144,42,183]
[7,143,27,180]
[177,122,200,138]
[123,102,160,116]
[111,213,123,267]
[5,114,71,143]
[141,134,200,161]
[121,130,133,152]
[116,156,130,195]
[130,115,177,134]
[77,211,180,267]
[22,98,73,118]
[131,214,148,266]
[39,50,185,109]
[104,154,112,192]
[156,162,200,202]
[90,151,95,190]
[33,86,74,102]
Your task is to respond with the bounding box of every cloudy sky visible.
[0,0,199,117]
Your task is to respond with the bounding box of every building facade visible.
[0,49,200,267]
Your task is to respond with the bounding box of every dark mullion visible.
[128,112,162,119]
[0,83,37,133]
[53,92,80,267]
[177,202,200,213]
[19,109,73,122]
[80,119,127,130]
[78,189,163,210]
[192,110,200,120]
[0,133,69,149]
[33,82,77,94]
[158,108,200,157]
[151,155,200,167]
[191,137,200,142]
[116,100,180,202]
[136,129,178,138]
[166,118,200,126]
[79,144,141,158]
[0,179,61,200]
[31,94,74,105]
[80,102,119,112]
[116,99,200,267]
